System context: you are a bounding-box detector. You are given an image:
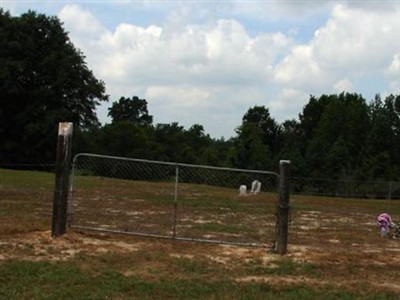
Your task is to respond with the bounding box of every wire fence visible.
[292,177,400,199]
[2,161,400,251]
[0,166,55,235]
[0,164,56,172]
[2,163,400,201]
[69,153,280,247]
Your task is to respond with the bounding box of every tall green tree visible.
[180,125,203,164]
[242,105,280,155]
[233,106,277,170]
[303,93,369,179]
[0,10,108,164]
[153,122,186,162]
[383,94,400,168]
[362,94,400,180]
[95,122,155,159]
[299,95,333,141]
[108,96,153,126]
[277,119,305,176]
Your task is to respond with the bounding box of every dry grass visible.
[1,168,400,299]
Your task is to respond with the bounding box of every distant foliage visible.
[0,9,108,164]
[77,92,400,183]
[108,96,153,126]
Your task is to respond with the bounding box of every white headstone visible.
[239,185,247,196]
[250,180,261,194]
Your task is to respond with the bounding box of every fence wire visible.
[287,194,400,252]
[0,167,55,234]
[292,177,400,199]
[69,153,280,246]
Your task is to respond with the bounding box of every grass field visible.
[70,173,278,246]
[1,168,400,299]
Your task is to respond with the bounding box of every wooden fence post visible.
[276,160,291,255]
[51,122,73,238]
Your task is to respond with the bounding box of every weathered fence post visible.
[52,122,73,238]
[276,160,291,255]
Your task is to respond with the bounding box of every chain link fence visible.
[288,177,400,250]
[69,153,280,246]
[3,161,400,251]
[0,166,55,235]
[292,177,400,199]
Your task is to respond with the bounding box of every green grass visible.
[247,257,320,277]
[0,168,54,188]
[1,261,397,300]
[291,194,400,215]
[0,169,54,235]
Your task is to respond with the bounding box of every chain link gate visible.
[69,153,280,246]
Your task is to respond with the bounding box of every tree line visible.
[1,10,400,183]
[74,93,400,183]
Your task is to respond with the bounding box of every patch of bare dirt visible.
[3,228,399,295]
[0,230,143,262]
[2,213,400,296]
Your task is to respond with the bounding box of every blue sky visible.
[2,0,399,138]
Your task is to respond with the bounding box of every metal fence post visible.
[52,122,73,238]
[172,165,179,239]
[388,182,393,200]
[276,160,290,255]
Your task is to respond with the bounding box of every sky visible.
[2,0,400,138]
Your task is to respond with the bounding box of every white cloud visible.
[269,88,309,121]
[57,4,294,137]
[386,53,400,78]
[273,3,400,97]
[144,84,271,138]
[386,53,400,95]
[59,4,106,38]
[273,44,327,91]
[146,86,210,109]
[334,79,354,93]
[53,2,400,138]
[313,4,399,72]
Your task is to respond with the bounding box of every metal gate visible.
[69,153,280,246]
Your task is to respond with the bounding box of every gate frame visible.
[67,153,290,252]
